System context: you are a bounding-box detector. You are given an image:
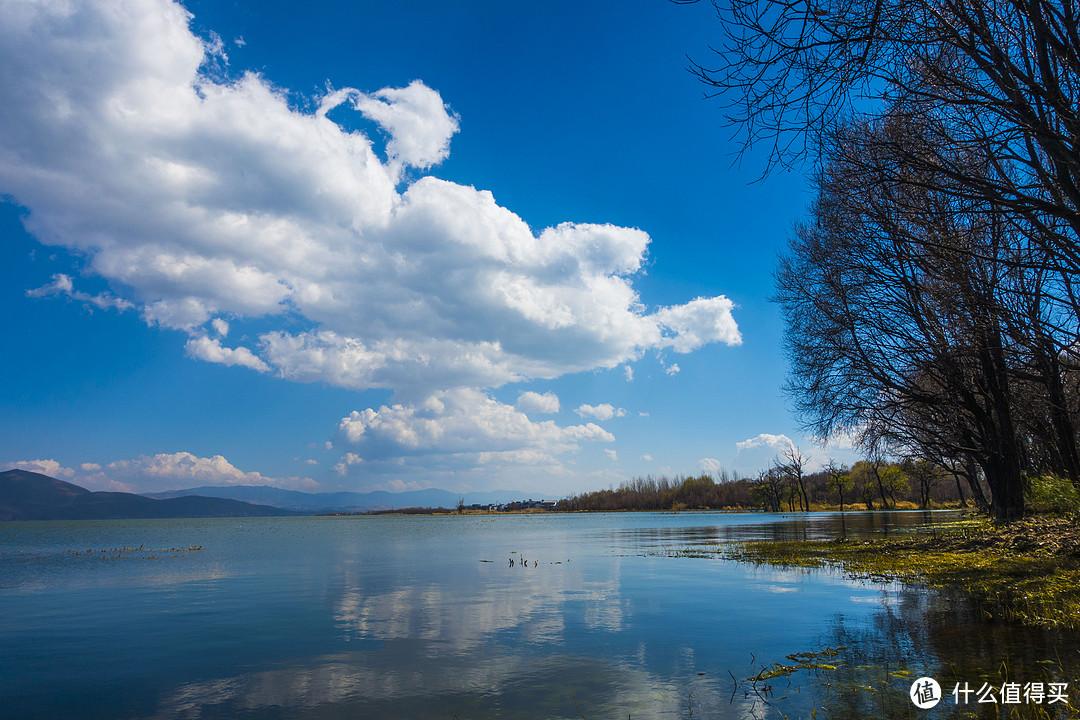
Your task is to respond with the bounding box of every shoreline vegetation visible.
[719,513,1080,631]
[330,503,956,517]
[331,461,984,517]
[709,513,1080,720]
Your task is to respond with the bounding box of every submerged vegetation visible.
[720,514,1080,629]
[748,647,842,682]
[3,544,204,561]
[737,642,1079,720]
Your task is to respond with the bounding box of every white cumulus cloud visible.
[27,274,135,312]
[323,81,460,179]
[185,335,270,372]
[574,403,627,421]
[736,433,796,453]
[2,459,76,479]
[337,388,612,462]
[515,391,561,414]
[104,452,264,486]
[333,452,363,477]
[210,318,229,337]
[654,296,743,352]
[1,0,741,397]
[5,452,316,493]
[101,451,316,492]
[734,433,843,475]
[699,457,724,475]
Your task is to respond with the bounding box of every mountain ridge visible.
[143,485,557,512]
[0,469,301,521]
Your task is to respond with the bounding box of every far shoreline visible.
[319,501,970,517]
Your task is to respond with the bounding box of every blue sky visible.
[0,0,858,496]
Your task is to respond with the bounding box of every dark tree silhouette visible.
[681,0,1080,518]
[682,0,1080,273]
[774,114,1041,518]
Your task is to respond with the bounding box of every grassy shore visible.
[720,514,1080,629]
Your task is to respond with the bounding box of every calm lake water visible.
[1,511,1076,719]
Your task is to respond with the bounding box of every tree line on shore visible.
[560,458,978,513]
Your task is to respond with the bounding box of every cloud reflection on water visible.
[10,512,1049,720]
[330,551,629,652]
[147,650,729,720]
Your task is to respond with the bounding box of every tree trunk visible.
[984,329,1026,521]
[1039,340,1080,485]
[963,457,990,512]
[872,464,890,510]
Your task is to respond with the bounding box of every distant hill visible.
[0,469,301,521]
[144,485,555,512]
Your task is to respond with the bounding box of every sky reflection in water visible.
[1,511,1075,719]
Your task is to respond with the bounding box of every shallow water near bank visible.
[1,511,1076,719]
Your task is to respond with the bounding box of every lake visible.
[1,511,1076,719]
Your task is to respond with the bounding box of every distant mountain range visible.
[0,469,301,521]
[0,469,555,521]
[143,485,555,512]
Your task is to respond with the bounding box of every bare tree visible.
[681,0,1080,520]
[774,443,810,511]
[774,114,1040,518]
[682,0,1080,279]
